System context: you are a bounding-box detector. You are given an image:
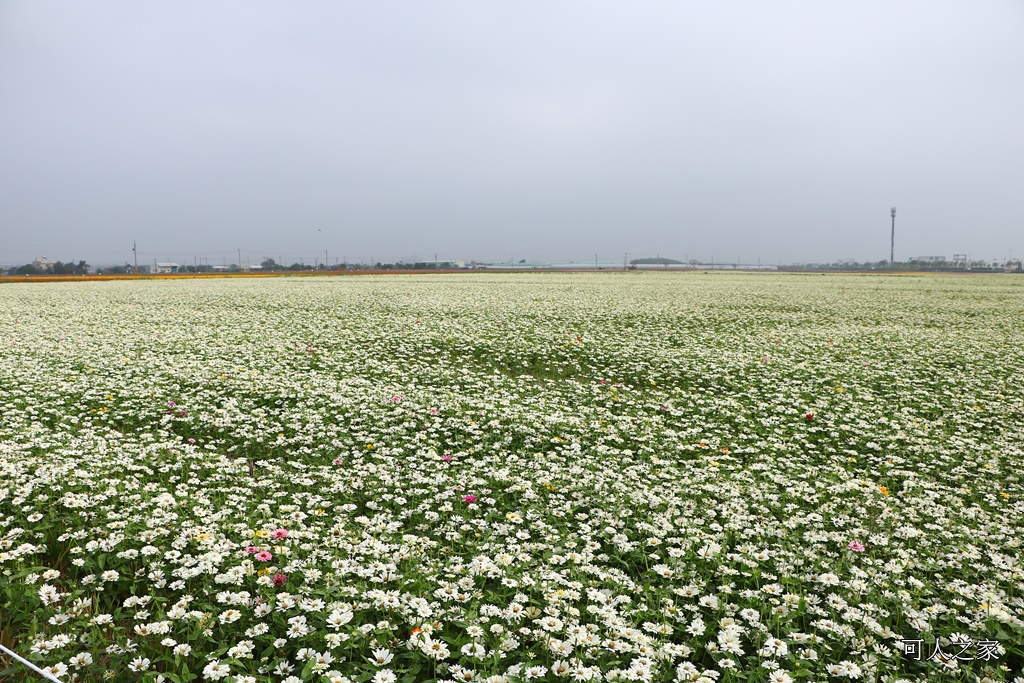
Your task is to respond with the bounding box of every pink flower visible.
[429,408,438,415]
[463,495,477,504]
[272,573,287,587]
[441,455,453,463]
[848,541,865,552]
[271,528,289,540]
[255,551,272,562]
[332,458,344,465]
[187,437,196,444]
[245,546,259,554]
[167,401,176,407]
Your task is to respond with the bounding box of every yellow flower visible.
[879,486,889,496]
[366,443,374,449]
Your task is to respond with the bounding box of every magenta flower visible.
[848,541,865,552]
[441,455,453,463]
[272,573,287,587]
[255,551,272,562]
[463,495,477,503]
[245,546,259,554]
[271,528,289,540]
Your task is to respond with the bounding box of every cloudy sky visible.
[1,1,1022,266]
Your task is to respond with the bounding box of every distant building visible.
[32,256,57,271]
[913,256,946,263]
[153,262,180,273]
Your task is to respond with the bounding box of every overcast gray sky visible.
[2,1,1022,267]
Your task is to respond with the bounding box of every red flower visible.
[272,573,287,587]
[805,413,814,420]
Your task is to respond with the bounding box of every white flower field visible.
[1,272,1022,683]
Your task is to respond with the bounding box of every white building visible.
[32,256,57,271]
[153,262,180,273]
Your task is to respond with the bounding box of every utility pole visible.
[624,252,628,270]
[325,250,328,270]
[238,248,242,270]
[890,207,896,267]
[133,241,138,275]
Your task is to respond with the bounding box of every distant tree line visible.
[7,260,90,275]
[783,259,1023,272]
